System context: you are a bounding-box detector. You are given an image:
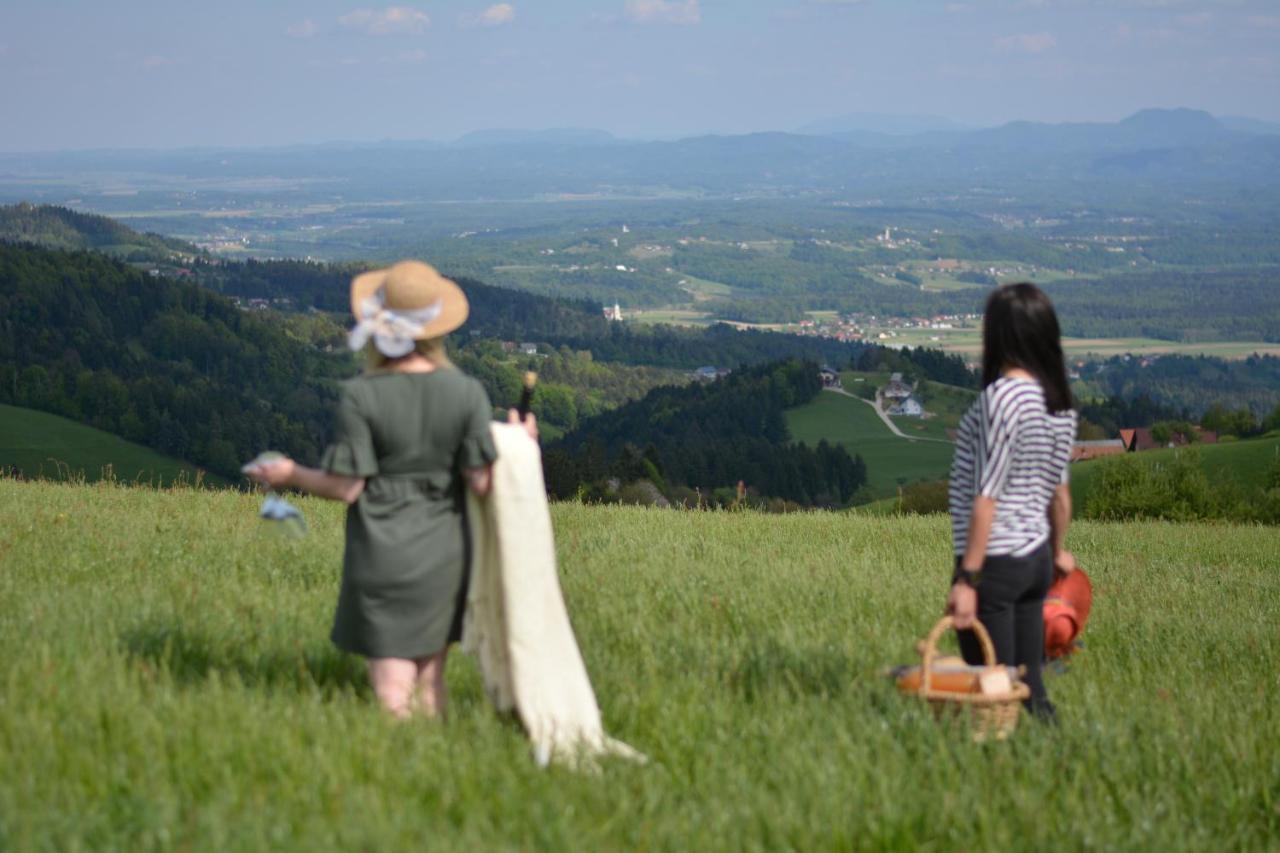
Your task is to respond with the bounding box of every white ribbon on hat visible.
[347,289,443,357]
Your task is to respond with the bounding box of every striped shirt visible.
[949,377,1077,557]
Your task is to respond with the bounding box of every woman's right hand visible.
[946,582,978,630]
[507,409,538,442]
[1054,549,1078,578]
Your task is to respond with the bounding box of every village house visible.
[888,398,924,417]
[1071,439,1126,462]
[1119,427,1218,452]
[694,366,731,382]
[882,373,913,401]
[818,365,841,388]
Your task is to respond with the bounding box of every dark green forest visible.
[1080,354,1280,419]
[0,243,346,478]
[542,359,867,508]
[0,204,200,262]
[1043,269,1280,342]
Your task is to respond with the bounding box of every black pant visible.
[956,543,1055,719]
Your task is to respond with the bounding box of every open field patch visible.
[1,481,1277,849]
[1069,434,1280,509]
[786,391,954,496]
[866,325,1280,361]
[0,404,220,487]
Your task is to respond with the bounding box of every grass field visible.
[786,391,954,497]
[892,379,975,441]
[1,479,1277,849]
[0,403,219,487]
[630,308,714,326]
[1070,434,1280,509]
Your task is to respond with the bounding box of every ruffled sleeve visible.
[457,379,498,471]
[320,383,379,477]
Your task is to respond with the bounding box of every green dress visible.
[320,369,497,659]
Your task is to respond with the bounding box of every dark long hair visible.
[981,283,1073,413]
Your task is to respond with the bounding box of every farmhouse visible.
[1071,439,1126,462]
[1119,427,1219,452]
[694,366,732,382]
[882,373,913,400]
[818,365,841,388]
[888,398,924,417]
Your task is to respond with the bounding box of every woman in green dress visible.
[247,260,537,718]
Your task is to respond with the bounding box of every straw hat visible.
[350,260,469,340]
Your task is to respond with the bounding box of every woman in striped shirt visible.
[946,282,1078,720]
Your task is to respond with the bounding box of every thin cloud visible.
[625,0,701,26]
[339,7,430,36]
[1174,12,1212,27]
[462,4,516,28]
[286,19,319,39]
[994,32,1057,53]
[140,55,174,70]
[382,49,429,64]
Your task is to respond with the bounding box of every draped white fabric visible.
[347,291,443,357]
[463,423,644,768]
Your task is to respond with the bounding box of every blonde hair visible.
[364,336,453,373]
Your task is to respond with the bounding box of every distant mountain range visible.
[798,112,969,136]
[2,110,1278,208]
[454,128,619,148]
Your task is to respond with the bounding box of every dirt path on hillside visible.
[823,387,954,445]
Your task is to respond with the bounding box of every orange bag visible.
[1044,568,1093,659]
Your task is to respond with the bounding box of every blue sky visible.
[1,0,1277,150]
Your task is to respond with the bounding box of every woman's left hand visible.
[946,582,978,630]
[246,458,296,489]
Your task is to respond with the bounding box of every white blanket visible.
[463,423,643,768]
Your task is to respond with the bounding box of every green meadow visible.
[4,479,1276,850]
[786,390,954,497]
[1070,434,1280,507]
[0,403,220,487]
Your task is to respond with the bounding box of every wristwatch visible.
[953,566,983,588]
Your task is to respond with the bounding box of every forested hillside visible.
[1043,269,1280,342]
[0,238,973,487]
[543,359,867,508]
[1080,354,1280,418]
[0,244,347,478]
[0,203,199,261]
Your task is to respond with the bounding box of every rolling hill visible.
[0,403,221,486]
[0,202,201,261]
[1069,433,1280,510]
[785,389,954,499]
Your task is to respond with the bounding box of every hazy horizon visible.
[2,0,1278,152]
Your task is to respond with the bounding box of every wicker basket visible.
[914,616,1030,742]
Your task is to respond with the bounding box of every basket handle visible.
[920,616,997,694]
